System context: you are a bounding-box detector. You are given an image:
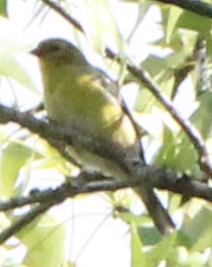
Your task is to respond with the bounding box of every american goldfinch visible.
[31,39,174,234]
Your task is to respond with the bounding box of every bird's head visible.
[31,39,86,65]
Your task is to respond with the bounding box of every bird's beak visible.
[30,48,40,57]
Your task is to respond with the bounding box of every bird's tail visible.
[135,186,174,234]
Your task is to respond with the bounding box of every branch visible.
[0,91,211,190]
[0,203,51,244]
[172,35,204,99]
[155,0,212,19]
[0,167,212,243]
[0,105,85,167]
[1,168,212,213]
[40,0,212,28]
[40,0,84,33]
[126,64,212,173]
[0,0,210,245]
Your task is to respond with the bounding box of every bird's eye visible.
[49,44,61,53]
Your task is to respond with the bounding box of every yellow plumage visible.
[31,39,174,234]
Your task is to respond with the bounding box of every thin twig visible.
[40,0,84,32]
[126,64,212,175]
[0,203,51,244]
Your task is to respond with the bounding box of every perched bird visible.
[31,39,174,234]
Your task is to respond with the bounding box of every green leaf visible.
[176,10,211,38]
[83,0,123,53]
[141,55,169,78]
[0,53,38,93]
[163,6,183,44]
[182,207,212,251]
[191,91,212,138]
[0,0,7,17]
[138,227,163,245]
[155,126,200,175]
[17,213,66,267]
[146,231,177,267]
[131,223,147,267]
[0,143,33,197]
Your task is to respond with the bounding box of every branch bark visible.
[0,167,211,243]
[0,105,211,202]
[155,0,212,19]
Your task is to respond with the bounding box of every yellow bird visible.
[31,39,174,234]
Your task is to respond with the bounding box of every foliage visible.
[1,0,212,266]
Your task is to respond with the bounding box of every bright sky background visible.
[1,1,186,266]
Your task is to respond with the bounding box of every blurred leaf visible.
[146,231,177,267]
[62,262,77,267]
[131,223,147,267]
[166,246,207,266]
[138,227,162,245]
[134,111,164,140]
[191,91,212,138]
[175,9,212,53]
[0,53,38,93]
[2,0,212,265]
[35,140,73,176]
[141,55,169,78]
[17,213,66,267]
[82,0,123,52]
[176,10,211,38]
[0,0,7,17]
[163,6,183,44]
[182,207,212,251]
[120,211,151,226]
[135,88,157,113]
[154,126,199,175]
[0,142,33,197]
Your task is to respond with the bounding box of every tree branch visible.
[1,168,212,214]
[40,0,84,33]
[0,202,51,244]
[40,0,212,27]
[0,98,211,202]
[126,63,212,176]
[2,0,211,244]
[155,0,212,19]
[0,167,212,243]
